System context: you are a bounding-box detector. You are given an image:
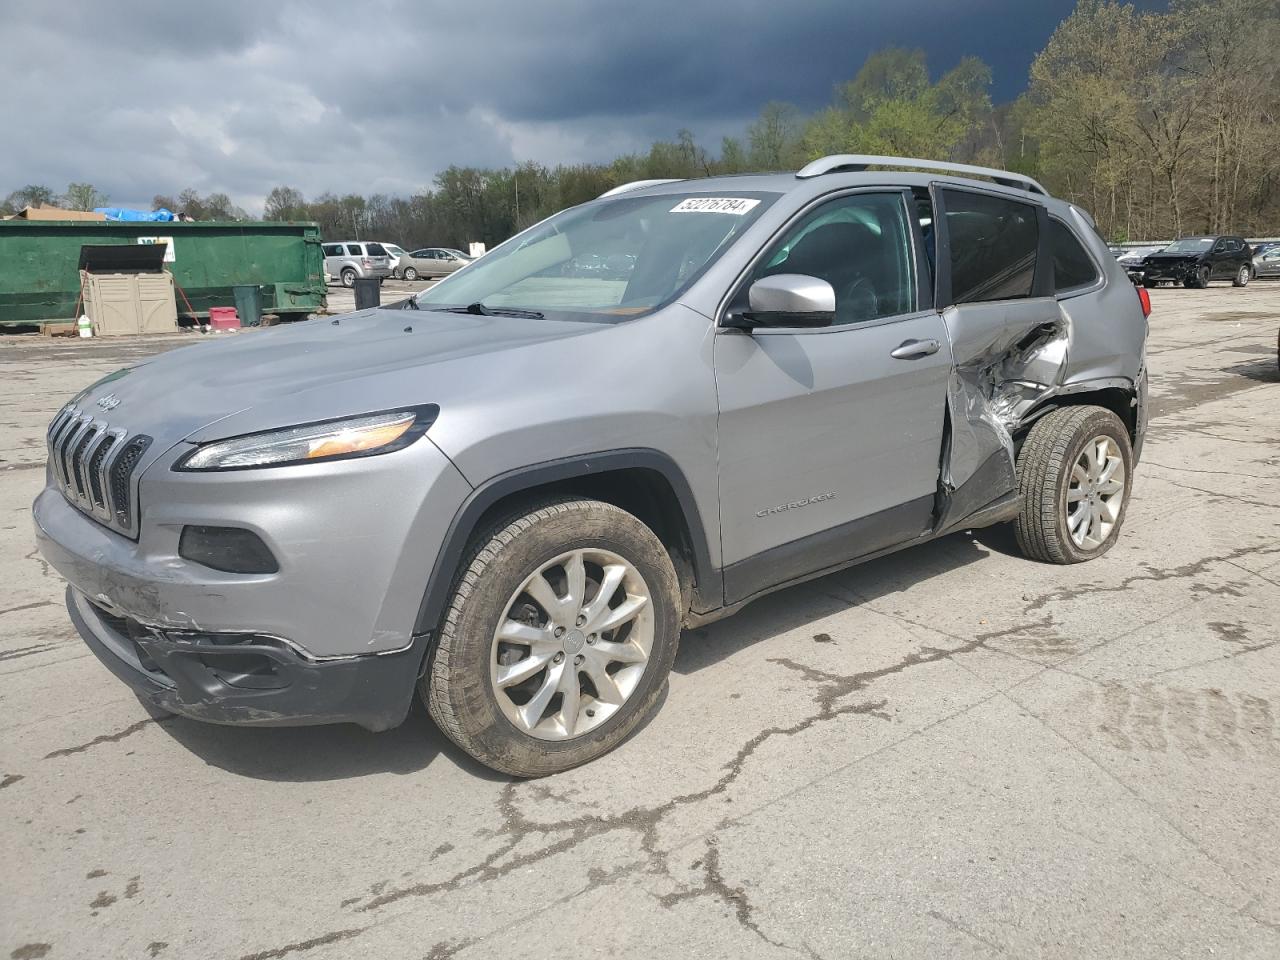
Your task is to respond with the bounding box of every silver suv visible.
[322,241,393,287]
[34,155,1149,776]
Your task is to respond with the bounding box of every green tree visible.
[61,182,109,211]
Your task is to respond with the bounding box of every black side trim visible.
[413,449,718,634]
[723,494,934,606]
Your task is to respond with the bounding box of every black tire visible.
[1142,279,1158,289]
[403,266,418,281]
[1014,406,1134,564]
[1185,265,1209,289]
[425,498,681,777]
[1233,264,1251,287]
[340,268,356,288]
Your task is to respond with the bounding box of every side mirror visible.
[724,274,835,330]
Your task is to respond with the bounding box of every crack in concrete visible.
[43,716,176,760]
[1146,473,1280,510]
[927,909,1010,954]
[0,643,59,664]
[658,840,820,958]
[1023,544,1280,614]
[1143,460,1279,481]
[234,927,366,960]
[0,600,56,617]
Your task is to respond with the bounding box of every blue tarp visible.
[94,207,177,222]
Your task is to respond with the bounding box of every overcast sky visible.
[2,0,1130,213]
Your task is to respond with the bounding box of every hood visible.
[68,307,606,454]
[1144,252,1200,263]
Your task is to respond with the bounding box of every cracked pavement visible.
[3,284,1280,959]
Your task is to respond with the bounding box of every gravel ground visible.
[2,283,1279,960]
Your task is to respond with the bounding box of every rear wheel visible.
[1015,406,1134,564]
[340,268,356,288]
[403,266,418,281]
[425,499,681,777]
[1233,264,1251,287]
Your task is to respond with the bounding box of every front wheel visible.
[425,499,681,777]
[402,266,418,281]
[1014,406,1134,564]
[1233,264,1251,287]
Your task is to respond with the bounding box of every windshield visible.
[1163,237,1213,254]
[386,245,406,257]
[416,191,778,320]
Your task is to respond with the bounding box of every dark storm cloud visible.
[1,0,1086,213]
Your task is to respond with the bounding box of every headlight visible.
[177,406,437,471]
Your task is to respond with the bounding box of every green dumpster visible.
[0,219,326,325]
[232,284,264,327]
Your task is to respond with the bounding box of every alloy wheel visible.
[1066,435,1126,550]
[490,548,654,741]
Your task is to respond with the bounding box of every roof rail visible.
[796,154,1049,196]
[597,179,683,199]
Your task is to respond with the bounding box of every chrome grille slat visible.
[70,424,100,499]
[44,405,150,538]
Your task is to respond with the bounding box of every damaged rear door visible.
[932,185,1064,528]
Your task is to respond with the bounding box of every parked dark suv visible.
[1140,236,1254,288]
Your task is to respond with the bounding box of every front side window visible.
[1049,218,1099,292]
[322,244,341,256]
[943,189,1039,303]
[743,192,916,325]
[416,191,777,321]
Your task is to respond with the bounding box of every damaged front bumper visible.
[65,587,426,731]
[1141,260,1199,284]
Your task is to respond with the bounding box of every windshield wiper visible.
[441,302,545,319]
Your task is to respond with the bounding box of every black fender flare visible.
[413,448,718,636]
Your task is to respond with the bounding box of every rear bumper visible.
[66,586,427,731]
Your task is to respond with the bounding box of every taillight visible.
[362,257,371,268]
[1136,285,1151,318]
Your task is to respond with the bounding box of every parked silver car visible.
[395,247,471,280]
[1252,241,1280,278]
[34,155,1149,776]
[321,241,393,287]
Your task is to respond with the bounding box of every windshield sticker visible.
[670,197,761,215]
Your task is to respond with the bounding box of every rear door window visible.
[942,189,1039,303]
[345,244,362,256]
[1049,218,1099,292]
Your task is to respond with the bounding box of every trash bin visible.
[353,277,381,311]
[232,284,263,327]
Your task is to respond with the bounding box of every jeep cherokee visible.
[34,155,1149,776]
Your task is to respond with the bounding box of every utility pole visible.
[514,167,520,227]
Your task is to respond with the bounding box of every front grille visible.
[46,406,152,537]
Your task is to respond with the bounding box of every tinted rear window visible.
[944,189,1038,303]
[366,243,387,256]
[1050,218,1099,291]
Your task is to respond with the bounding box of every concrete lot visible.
[2,284,1279,960]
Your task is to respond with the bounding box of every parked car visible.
[383,243,409,276]
[1112,245,1166,281]
[395,247,471,280]
[1251,241,1280,279]
[35,155,1149,776]
[1139,235,1253,288]
[321,241,393,287]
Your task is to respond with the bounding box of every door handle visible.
[890,338,940,360]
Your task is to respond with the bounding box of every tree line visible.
[6,0,1276,245]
